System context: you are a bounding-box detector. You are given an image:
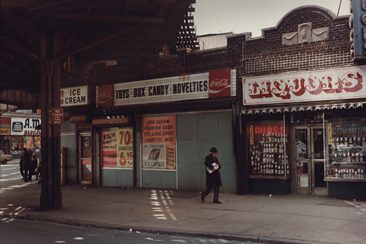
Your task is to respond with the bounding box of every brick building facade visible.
[60,6,366,199]
[227,6,366,199]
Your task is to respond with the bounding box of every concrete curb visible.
[1,211,342,244]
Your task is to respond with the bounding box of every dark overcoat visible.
[204,154,222,188]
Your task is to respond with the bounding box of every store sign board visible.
[11,117,41,136]
[142,116,176,170]
[114,69,236,106]
[60,86,88,107]
[243,66,366,105]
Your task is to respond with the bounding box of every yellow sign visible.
[0,128,10,135]
[116,128,134,168]
[327,123,333,144]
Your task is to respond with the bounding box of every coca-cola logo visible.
[209,69,231,98]
[210,78,230,92]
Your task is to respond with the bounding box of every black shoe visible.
[213,201,222,204]
[200,193,205,202]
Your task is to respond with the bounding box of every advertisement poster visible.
[102,127,133,168]
[101,128,117,168]
[116,128,134,168]
[142,116,176,170]
[208,68,231,98]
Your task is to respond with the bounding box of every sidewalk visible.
[1,183,365,244]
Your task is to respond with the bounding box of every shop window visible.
[326,119,366,180]
[247,120,290,178]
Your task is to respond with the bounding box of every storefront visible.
[92,117,134,187]
[0,113,41,158]
[242,66,366,199]
[0,117,11,154]
[92,68,238,192]
[60,86,91,185]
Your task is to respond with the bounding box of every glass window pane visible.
[295,129,308,159]
[313,128,324,159]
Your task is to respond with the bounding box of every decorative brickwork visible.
[228,6,352,78]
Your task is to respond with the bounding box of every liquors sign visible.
[243,66,366,105]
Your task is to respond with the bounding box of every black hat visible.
[210,147,218,153]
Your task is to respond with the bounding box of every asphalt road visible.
[0,219,257,244]
[0,159,23,187]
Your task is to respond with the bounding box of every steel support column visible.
[40,30,62,210]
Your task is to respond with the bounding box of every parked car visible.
[0,150,12,164]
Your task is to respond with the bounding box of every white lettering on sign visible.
[243,66,366,105]
[60,86,88,107]
[113,70,236,106]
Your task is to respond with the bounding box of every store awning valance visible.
[242,102,366,115]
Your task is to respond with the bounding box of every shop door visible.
[294,126,326,195]
[79,132,92,184]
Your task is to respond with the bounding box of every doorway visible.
[293,126,327,195]
[79,132,92,184]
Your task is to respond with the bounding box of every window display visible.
[248,121,289,177]
[326,120,366,180]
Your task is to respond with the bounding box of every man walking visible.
[201,147,222,204]
[23,148,32,182]
[19,148,27,181]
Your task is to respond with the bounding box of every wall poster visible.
[101,127,133,168]
[142,116,176,170]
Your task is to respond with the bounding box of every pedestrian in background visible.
[31,153,38,180]
[23,148,32,182]
[36,161,42,184]
[19,148,27,181]
[201,147,222,204]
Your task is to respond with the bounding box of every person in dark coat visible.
[31,153,38,180]
[19,148,27,181]
[23,148,32,182]
[201,147,222,204]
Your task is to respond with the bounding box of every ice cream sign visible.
[61,86,88,107]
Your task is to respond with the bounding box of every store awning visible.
[242,102,366,115]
